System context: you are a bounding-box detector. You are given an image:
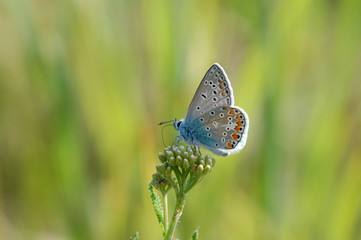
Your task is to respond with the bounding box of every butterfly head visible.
[174,119,183,130]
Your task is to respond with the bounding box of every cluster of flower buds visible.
[151,145,216,193]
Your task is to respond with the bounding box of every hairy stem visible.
[163,193,168,233]
[164,192,187,240]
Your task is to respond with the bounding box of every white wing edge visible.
[213,63,235,106]
[217,105,249,156]
[184,63,235,121]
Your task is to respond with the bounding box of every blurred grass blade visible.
[130,232,139,240]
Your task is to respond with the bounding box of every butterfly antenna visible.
[161,123,173,147]
[158,119,176,125]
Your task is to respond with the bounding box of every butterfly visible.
[161,63,249,156]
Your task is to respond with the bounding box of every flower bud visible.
[183,159,189,169]
[175,149,182,157]
[169,156,176,167]
[203,165,211,175]
[176,155,183,167]
[182,151,189,159]
[179,145,185,151]
[189,155,196,165]
[165,167,172,177]
[158,152,166,163]
[206,158,212,166]
[156,165,163,174]
[212,158,216,167]
[186,145,192,153]
[151,172,171,192]
[191,164,197,173]
[166,151,174,159]
[196,165,204,176]
[199,160,205,166]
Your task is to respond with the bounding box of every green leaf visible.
[191,228,199,240]
[149,182,165,234]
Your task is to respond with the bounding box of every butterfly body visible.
[173,63,249,157]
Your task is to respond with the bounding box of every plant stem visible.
[163,193,168,232]
[164,192,187,240]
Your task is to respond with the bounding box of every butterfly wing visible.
[189,106,249,156]
[184,63,234,122]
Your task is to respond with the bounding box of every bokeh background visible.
[1,0,361,239]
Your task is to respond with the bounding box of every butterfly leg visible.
[196,145,200,154]
[171,136,179,147]
[192,145,202,155]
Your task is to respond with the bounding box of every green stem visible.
[163,193,168,233]
[164,192,187,240]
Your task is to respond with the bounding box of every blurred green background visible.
[1,0,361,239]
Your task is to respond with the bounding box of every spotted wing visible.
[184,63,234,122]
[191,106,249,156]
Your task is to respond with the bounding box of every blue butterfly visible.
[163,63,249,156]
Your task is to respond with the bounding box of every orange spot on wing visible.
[220,83,224,89]
[227,142,232,148]
[237,121,242,126]
[235,126,241,132]
[222,107,228,110]
[225,146,230,149]
[236,115,240,119]
[218,79,222,83]
[222,91,226,96]
[229,109,235,114]
[232,133,238,140]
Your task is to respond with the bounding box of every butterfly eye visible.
[177,121,182,128]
